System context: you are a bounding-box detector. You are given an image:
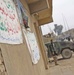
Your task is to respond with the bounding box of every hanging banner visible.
[0,0,23,44]
[23,29,40,64]
[13,0,23,24]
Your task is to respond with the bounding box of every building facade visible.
[0,0,53,75]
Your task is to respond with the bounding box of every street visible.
[47,54,74,75]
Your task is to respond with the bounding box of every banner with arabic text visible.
[23,29,40,64]
[0,0,23,44]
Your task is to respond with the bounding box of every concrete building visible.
[0,0,53,75]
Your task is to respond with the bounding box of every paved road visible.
[47,55,74,75]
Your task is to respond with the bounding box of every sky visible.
[41,0,74,35]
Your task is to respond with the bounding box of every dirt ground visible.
[46,54,74,75]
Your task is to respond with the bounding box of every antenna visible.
[62,13,69,31]
[47,25,53,33]
[62,13,72,40]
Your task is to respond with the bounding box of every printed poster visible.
[0,0,23,44]
[23,29,40,64]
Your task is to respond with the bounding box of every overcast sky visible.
[41,0,74,35]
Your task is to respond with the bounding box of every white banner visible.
[0,0,23,44]
[23,29,40,64]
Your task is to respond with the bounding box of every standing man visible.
[50,39,58,65]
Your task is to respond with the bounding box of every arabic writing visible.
[0,0,22,44]
[23,30,40,64]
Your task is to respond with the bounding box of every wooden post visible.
[34,22,49,69]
